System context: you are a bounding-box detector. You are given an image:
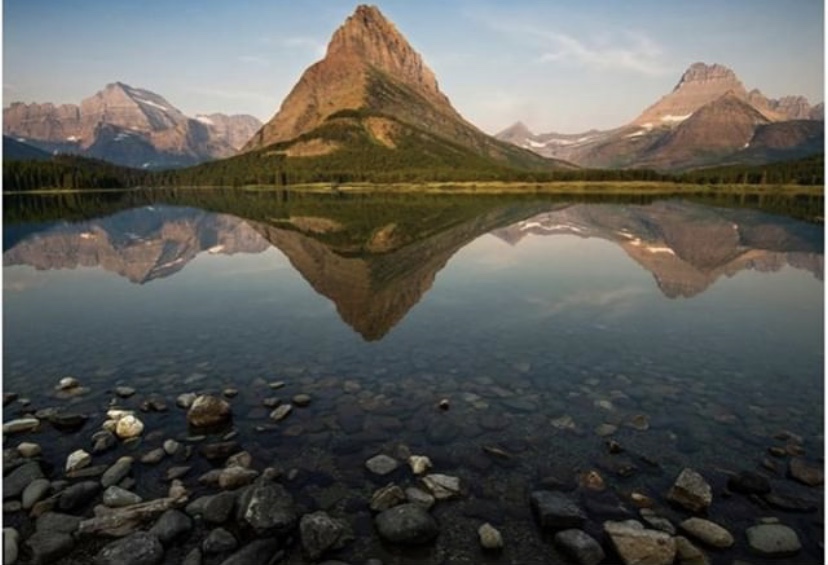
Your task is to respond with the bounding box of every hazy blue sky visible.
[3,0,824,133]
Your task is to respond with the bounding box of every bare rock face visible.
[195,114,262,151]
[3,83,262,168]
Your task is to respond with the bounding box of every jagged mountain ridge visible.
[242,4,571,172]
[497,62,823,170]
[3,83,262,169]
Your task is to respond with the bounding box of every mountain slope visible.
[3,84,262,169]
[3,136,51,160]
[242,4,570,173]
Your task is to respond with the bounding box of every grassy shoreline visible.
[4,181,824,196]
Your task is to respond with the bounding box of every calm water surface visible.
[3,193,824,564]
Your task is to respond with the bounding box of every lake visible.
[2,190,824,564]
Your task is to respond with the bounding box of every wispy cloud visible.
[237,55,270,67]
[282,36,327,58]
[526,286,647,318]
[480,16,669,76]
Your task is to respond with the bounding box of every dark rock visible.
[101,457,134,488]
[25,530,74,564]
[530,491,587,531]
[58,481,101,511]
[554,529,606,565]
[218,539,283,565]
[300,511,353,560]
[762,492,818,513]
[3,392,18,406]
[92,431,118,454]
[370,484,406,512]
[203,492,237,524]
[236,481,297,534]
[200,441,240,462]
[36,512,82,534]
[5,461,44,499]
[788,458,823,486]
[22,479,51,510]
[149,509,192,545]
[182,548,202,565]
[374,503,438,545]
[66,464,108,479]
[728,471,771,495]
[95,531,164,565]
[203,528,237,555]
[48,412,89,432]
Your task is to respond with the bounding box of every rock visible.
[550,414,576,430]
[36,512,82,534]
[182,548,202,565]
[115,386,136,398]
[370,484,406,512]
[78,497,181,536]
[4,501,22,513]
[202,492,237,524]
[218,467,259,490]
[141,448,166,464]
[162,439,181,455]
[405,487,435,509]
[177,393,197,409]
[225,451,252,468]
[200,441,240,462]
[103,486,143,508]
[679,518,734,548]
[22,479,51,510]
[66,464,108,479]
[674,536,709,565]
[579,470,606,491]
[595,423,618,437]
[223,388,239,398]
[365,454,399,476]
[4,528,18,565]
[92,431,118,454]
[300,511,352,559]
[746,522,801,556]
[639,508,676,535]
[530,491,587,531]
[49,412,89,432]
[56,377,79,390]
[293,394,312,407]
[17,442,41,458]
[604,520,676,565]
[788,457,823,486]
[166,466,191,481]
[478,522,503,550]
[66,449,92,473]
[25,530,74,564]
[58,481,101,511]
[187,395,232,429]
[5,461,44,499]
[554,529,605,565]
[375,503,438,545]
[168,480,188,501]
[236,481,297,534]
[149,509,192,545]
[95,531,164,565]
[727,471,771,494]
[116,415,145,439]
[438,398,450,410]
[762,492,818,513]
[270,404,293,422]
[3,392,18,406]
[3,418,40,434]
[218,539,282,565]
[421,473,462,500]
[203,528,237,554]
[627,414,650,431]
[102,457,134,488]
[408,455,432,475]
[667,468,712,512]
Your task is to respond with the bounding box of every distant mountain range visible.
[3,83,261,169]
[5,200,822,339]
[496,62,824,170]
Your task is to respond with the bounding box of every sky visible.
[3,0,825,134]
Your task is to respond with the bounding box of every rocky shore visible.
[2,375,824,564]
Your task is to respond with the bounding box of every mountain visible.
[3,83,262,169]
[241,4,571,174]
[497,62,823,171]
[3,136,51,161]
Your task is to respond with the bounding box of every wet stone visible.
[176,393,197,409]
[187,395,232,429]
[115,386,136,398]
[203,528,237,554]
[115,415,145,439]
[727,471,771,495]
[141,448,166,465]
[58,481,101,511]
[405,487,435,510]
[762,492,818,513]
[203,492,238,524]
[3,418,40,435]
[300,511,352,560]
[365,454,399,476]
[370,484,406,512]
[375,503,438,545]
[200,441,240,462]
[478,522,504,550]
[92,431,118,454]
[17,442,41,458]
[667,468,712,513]
[554,528,605,565]
[746,522,801,556]
[674,535,709,565]
[49,412,89,432]
[25,530,75,565]
[530,491,587,531]
[639,508,676,535]
[788,457,823,486]
[679,517,734,548]
[5,461,45,500]
[293,394,312,407]
[103,486,143,508]
[270,404,293,422]
[22,479,51,510]
[166,466,191,481]
[604,520,676,565]
[218,538,282,565]
[236,481,297,534]
[95,531,164,565]
[4,528,18,565]
[148,509,192,545]
[218,467,259,490]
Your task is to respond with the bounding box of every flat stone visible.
[421,473,462,500]
[141,448,166,465]
[149,509,192,545]
[604,520,676,565]
[405,487,435,510]
[375,503,438,545]
[58,481,100,511]
[218,467,259,490]
[102,457,134,488]
[166,466,191,481]
[92,431,117,454]
[300,511,352,560]
[370,484,406,512]
[56,377,79,390]
[49,412,89,432]
[236,481,297,534]
[95,531,164,565]
[5,461,44,499]
[22,479,51,510]
[36,512,82,534]
[554,529,605,565]
[746,523,801,556]
[293,394,312,407]
[17,442,41,458]
[4,528,18,565]
[595,423,618,437]
[762,492,818,513]
[200,441,240,462]
[66,449,92,473]
[667,468,712,512]
[365,454,399,476]
[66,464,108,479]
[530,491,587,531]
[176,393,197,409]
[270,404,293,422]
[3,418,40,435]
[679,518,734,548]
[478,522,504,550]
[115,387,136,398]
[25,530,74,564]
[788,457,823,486]
[639,508,676,535]
[103,486,143,508]
[203,528,237,554]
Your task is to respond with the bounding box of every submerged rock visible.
[530,491,587,531]
[365,454,399,476]
[746,522,801,557]
[187,395,232,429]
[478,522,503,550]
[300,511,352,560]
[236,481,297,534]
[375,503,438,545]
[95,531,164,565]
[667,468,712,512]
[553,529,605,565]
[604,520,676,565]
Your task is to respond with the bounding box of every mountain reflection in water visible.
[3,199,823,341]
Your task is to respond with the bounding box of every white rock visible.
[269,404,293,422]
[479,523,504,549]
[66,449,92,472]
[57,377,79,390]
[408,455,432,475]
[16,442,42,457]
[115,415,144,439]
[106,409,133,421]
[102,419,118,432]
[422,474,462,499]
[4,528,19,565]
[3,419,40,434]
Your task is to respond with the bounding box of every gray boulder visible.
[300,511,352,559]
[554,529,605,565]
[94,531,164,565]
[149,509,192,545]
[529,491,587,531]
[374,503,438,545]
[236,481,296,534]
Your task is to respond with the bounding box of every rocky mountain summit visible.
[243,4,568,171]
[498,62,823,170]
[3,83,262,169]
